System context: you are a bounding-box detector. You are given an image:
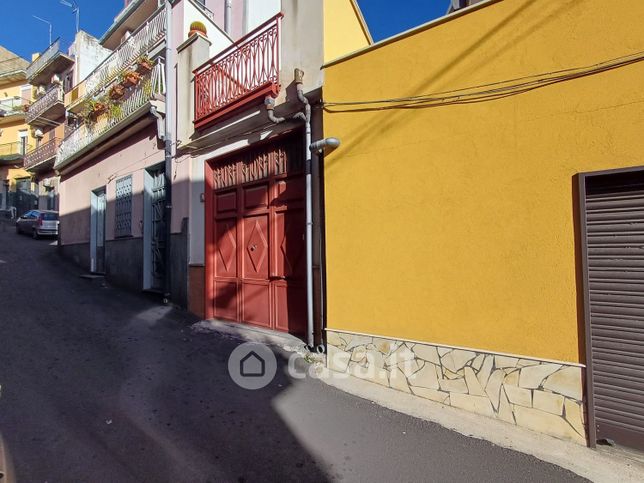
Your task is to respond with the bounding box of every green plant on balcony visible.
[107,99,123,122]
[142,78,153,99]
[120,70,142,88]
[135,55,154,75]
[81,96,109,123]
[189,21,207,38]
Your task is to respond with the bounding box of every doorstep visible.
[192,319,308,353]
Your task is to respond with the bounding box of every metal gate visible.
[581,169,644,450]
[151,168,166,290]
[206,137,306,335]
[14,178,36,217]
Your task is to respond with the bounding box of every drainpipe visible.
[163,0,174,304]
[294,69,315,350]
[224,0,233,36]
[263,68,314,349]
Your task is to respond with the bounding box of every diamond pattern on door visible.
[208,136,306,334]
[279,214,304,277]
[246,219,268,273]
[218,226,236,273]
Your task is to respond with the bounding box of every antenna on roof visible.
[60,0,80,33]
[33,15,53,46]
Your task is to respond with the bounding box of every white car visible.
[15,210,59,239]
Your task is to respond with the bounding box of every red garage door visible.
[206,137,306,335]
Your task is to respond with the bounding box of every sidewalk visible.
[197,319,644,483]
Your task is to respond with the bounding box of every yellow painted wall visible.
[322,0,644,363]
[0,79,34,150]
[323,0,371,63]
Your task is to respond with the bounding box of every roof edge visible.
[349,0,373,45]
[323,0,501,68]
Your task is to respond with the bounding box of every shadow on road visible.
[0,227,328,482]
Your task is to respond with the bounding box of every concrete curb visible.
[191,319,309,353]
[318,369,644,483]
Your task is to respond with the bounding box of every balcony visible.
[27,39,74,86]
[26,85,65,125]
[24,135,62,171]
[0,97,25,124]
[0,142,31,161]
[68,7,166,113]
[56,61,165,170]
[193,13,282,130]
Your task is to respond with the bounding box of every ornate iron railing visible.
[194,13,282,129]
[57,61,165,168]
[82,8,166,98]
[24,137,60,170]
[27,39,63,80]
[26,85,64,124]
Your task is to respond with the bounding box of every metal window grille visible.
[115,175,132,238]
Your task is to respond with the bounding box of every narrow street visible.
[0,225,585,482]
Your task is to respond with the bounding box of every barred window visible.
[115,175,132,237]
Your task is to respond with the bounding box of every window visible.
[115,175,132,237]
[18,130,28,155]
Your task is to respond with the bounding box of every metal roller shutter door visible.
[584,171,644,450]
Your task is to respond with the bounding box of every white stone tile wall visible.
[326,330,586,445]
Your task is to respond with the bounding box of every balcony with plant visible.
[56,59,165,170]
[66,7,166,114]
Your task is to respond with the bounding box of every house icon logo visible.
[240,351,266,377]
[228,342,277,390]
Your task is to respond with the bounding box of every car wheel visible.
[32,229,39,240]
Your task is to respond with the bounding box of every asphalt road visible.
[0,224,587,482]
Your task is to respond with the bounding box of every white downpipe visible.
[264,68,314,348]
[224,0,233,35]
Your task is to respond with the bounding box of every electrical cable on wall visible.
[323,50,644,112]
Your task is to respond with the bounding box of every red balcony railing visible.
[194,13,282,129]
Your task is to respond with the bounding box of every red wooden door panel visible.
[207,136,306,334]
[241,213,270,327]
[273,208,306,334]
[213,189,238,321]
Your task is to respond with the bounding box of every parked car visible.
[15,210,59,239]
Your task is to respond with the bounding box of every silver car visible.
[15,210,59,239]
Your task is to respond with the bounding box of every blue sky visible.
[0,0,451,61]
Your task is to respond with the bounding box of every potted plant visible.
[135,55,153,75]
[189,21,207,38]
[83,97,107,121]
[120,70,141,88]
[109,83,126,100]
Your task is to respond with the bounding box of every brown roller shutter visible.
[583,170,644,450]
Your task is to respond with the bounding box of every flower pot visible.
[109,84,125,100]
[92,103,107,117]
[189,21,207,38]
[136,60,153,75]
[121,72,141,88]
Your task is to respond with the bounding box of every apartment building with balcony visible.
[175,0,371,345]
[24,32,109,211]
[0,46,35,215]
[56,0,231,304]
[55,0,369,341]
